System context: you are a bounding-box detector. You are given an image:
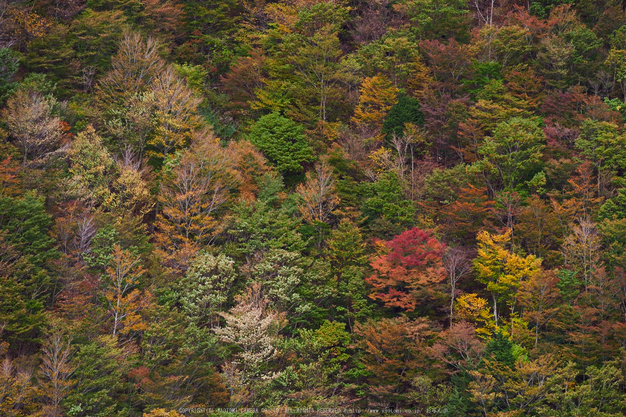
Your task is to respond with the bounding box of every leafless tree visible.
[443,246,473,323]
[39,330,76,417]
[296,158,339,224]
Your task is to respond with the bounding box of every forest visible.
[2,0,626,415]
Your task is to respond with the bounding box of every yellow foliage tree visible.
[148,66,202,163]
[455,293,495,338]
[351,74,398,143]
[474,229,542,327]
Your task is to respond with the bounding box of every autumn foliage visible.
[367,227,447,313]
[4,0,626,414]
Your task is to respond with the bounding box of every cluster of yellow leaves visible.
[474,229,542,326]
[455,293,495,338]
[352,75,398,143]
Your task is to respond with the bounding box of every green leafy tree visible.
[0,47,20,103]
[382,94,425,141]
[275,320,351,408]
[356,34,422,87]
[0,193,57,346]
[63,335,134,417]
[285,4,355,123]
[324,219,371,330]
[179,252,237,328]
[472,117,545,192]
[360,171,416,234]
[396,0,470,41]
[576,120,626,191]
[247,112,314,175]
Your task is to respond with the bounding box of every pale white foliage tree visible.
[213,284,284,406]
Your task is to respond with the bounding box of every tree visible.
[276,320,352,408]
[39,324,76,417]
[135,304,228,411]
[351,75,398,143]
[1,89,62,165]
[179,252,237,328]
[219,50,266,119]
[0,157,19,198]
[63,335,134,417]
[147,66,202,163]
[249,247,311,314]
[103,245,150,336]
[356,34,424,87]
[443,246,472,323]
[431,321,485,372]
[0,192,57,347]
[517,270,560,348]
[0,47,19,103]
[65,126,117,209]
[295,158,339,225]
[0,354,41,416]
[561,217,601,291]
[430,184,494,246]
[454,293,495,337]
[382,94,425,141]
[324,219,371,331]
[213,284,284,406]
[103,91,157,161]
[474,229,542,326]
[247,112,314,175]
[354,316,431,409]
[514,195,563,267]
[139,0,185,42]
[286,18,355,122]
[419,39,473,96]
[396,0,471,41]
[96,31,165,105]
[366,227,447,315]
[472,117,546,191]
[155,131,239,272]
[575,120,626,193]
[360,171,417,233]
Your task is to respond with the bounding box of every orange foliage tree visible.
[155,131,240,273]
[366,227,447,315]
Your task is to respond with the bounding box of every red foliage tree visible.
[366,227,447,314]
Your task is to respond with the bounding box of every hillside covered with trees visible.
[2,0,626,415]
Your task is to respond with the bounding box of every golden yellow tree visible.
[148,66,202,162]
[351,74,398,142]
[474,229,542,327]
